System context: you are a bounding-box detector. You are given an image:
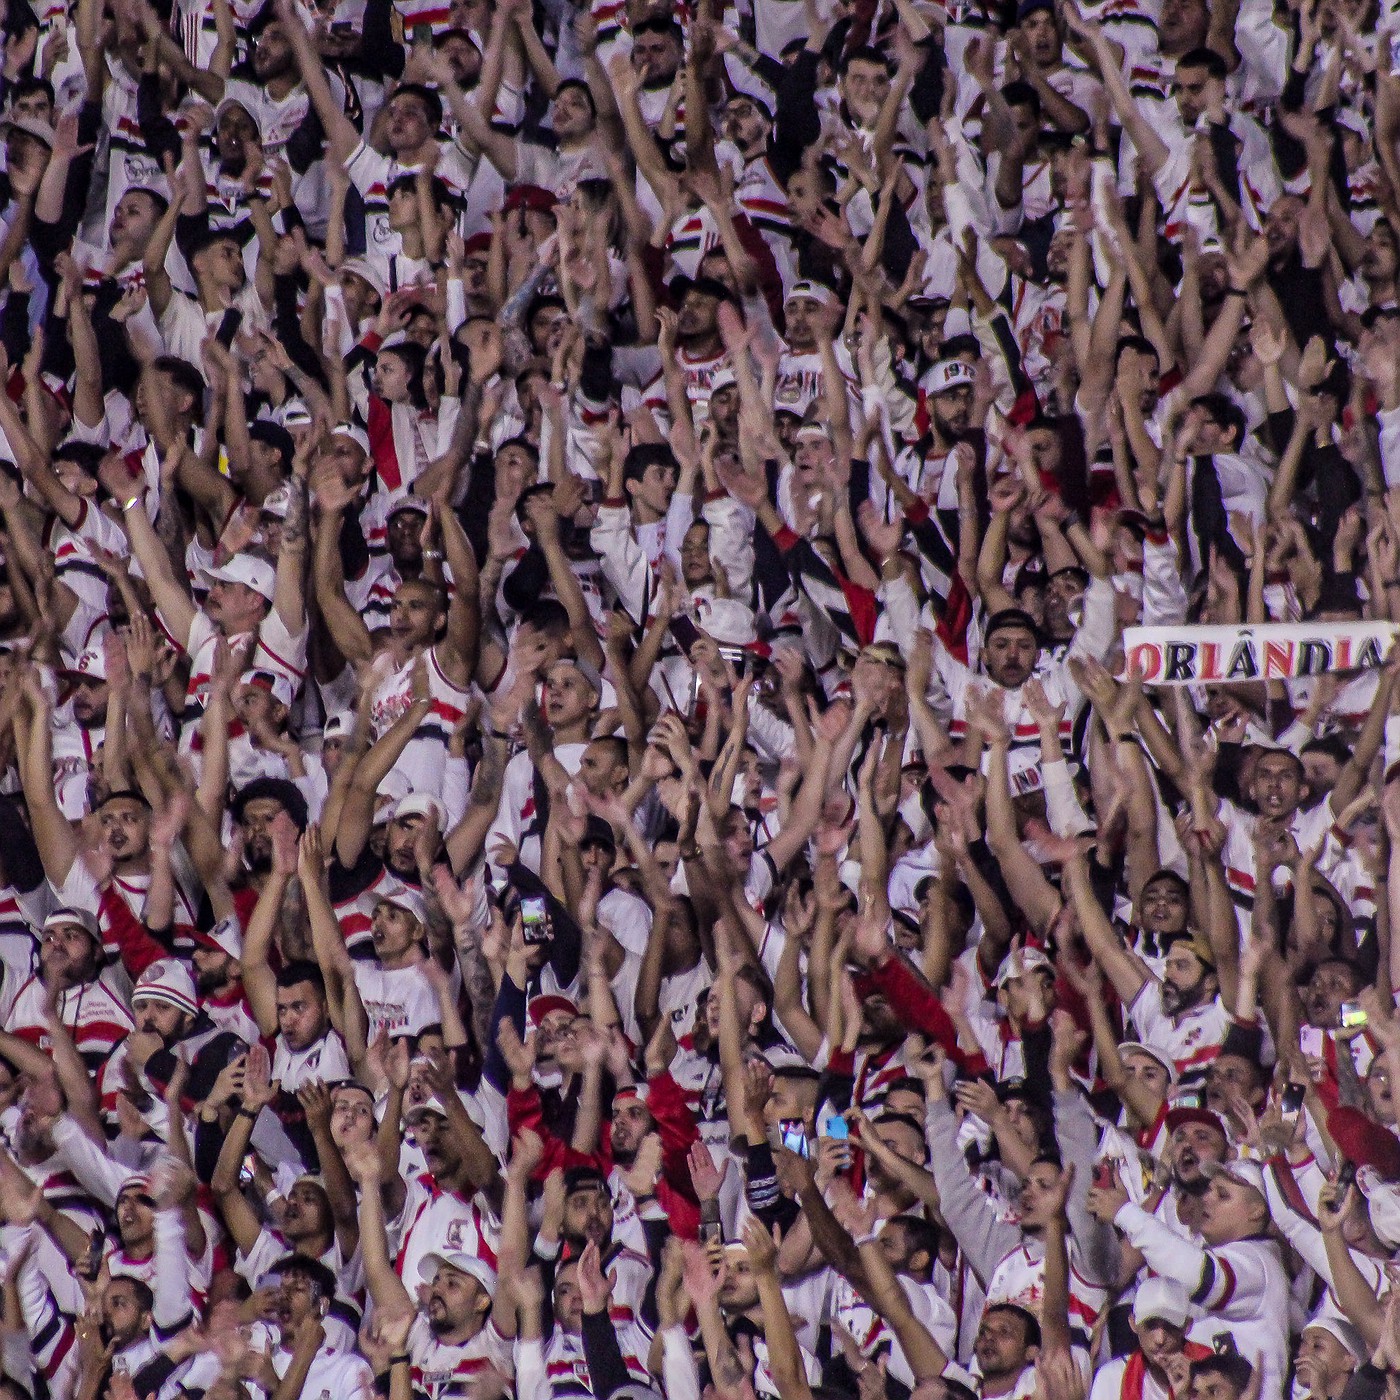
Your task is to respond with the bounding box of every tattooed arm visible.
[274,471,309,634]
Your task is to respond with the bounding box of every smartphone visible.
[1300,1025,1326,1058]
[520,894,552,944]
[779,1119,810,1157]
[1173,1089,1204,1110]
[411,21,432,42]
[1341,1000,1369,1030]
[239,1152,257,1186]
[823,1115,849,1142]
[1338,1160,1358,1192]
[699,1218,724,1247]
[1280,1081,1306,1122]
[215,307,243,348]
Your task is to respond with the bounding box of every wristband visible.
[853,1231,880,1248]
[237,1107,259,1120]
[422,549,444,561]
[389,1355,411,1366]
[121,493,144,512]
[1224,286,1248,298]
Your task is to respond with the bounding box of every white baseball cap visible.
[67,645,107,683]
[925,359,977,394]
[419,1251,498,1293]
[1132,1277,1191,1330]
[376,882,429,927]
[993,946,1053,988]
[203,554,276,602]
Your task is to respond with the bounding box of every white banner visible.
[1122,621,1399,686]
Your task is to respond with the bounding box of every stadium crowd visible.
[1,0,1400,1397]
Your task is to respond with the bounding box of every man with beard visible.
[22,675,209,959]
[110,420,309,750]
[326,680,444,958]
[345,1138,515,1400]
[12,1263,160,1398]
[637,281,731,429]
[899,358,978,513]
[1212,712,1387,933]
[352,495,429,635]
[1066,852,1232,1087]
[1148,1106,1230,1236]
[103,958,247,1126]
[4,908,134,1076]
[1090,1278,1213,1400]
[530,1165,654,1326]
[231,773,310,900]
[222,5,344,231]
[49,645,111,819]
[928,509,1115,774]
[188,917,259,1045]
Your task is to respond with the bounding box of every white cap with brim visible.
[330,421,371,456]
[66,645,107,683]
[1,115,55,146]
[548,654,603,701]
[240,668,295,707]
[394,793,444,832]
[322,711,354,740]
[202,554,276,602]
[785,279,840,308]
[405,1095,449,1120]
[1119,1040,1179,1085]
[376,883,429,927]
[43,907,101,941]
[925,359,977,395]
[1202,1158,1268,1199]
[419,1250,498,1293]
[1131,1276,1192,1330]
[340,256,387,299]
[993,946,1053,988]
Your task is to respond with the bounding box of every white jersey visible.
[369,646,473,801]
[352,961,439,1043]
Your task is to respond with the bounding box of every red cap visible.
[1164,1105,1228,1142]
[526,993,579,1029]
[462,231,492,256]
[503,184,557,214]
[1329,1105,1400,1181]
